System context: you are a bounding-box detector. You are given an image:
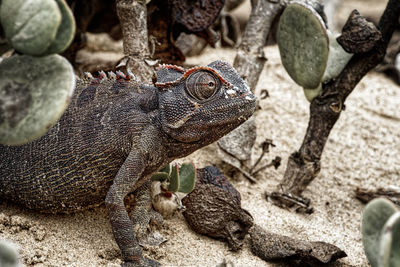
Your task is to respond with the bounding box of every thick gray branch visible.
[233,0,284,89]
[116,0,153,83]
[116,0,150,57]
[219,0,285,174]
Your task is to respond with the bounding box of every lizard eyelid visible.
[185,70,221,101]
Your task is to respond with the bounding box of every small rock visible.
[0,213,10,225]
[10,215,31,229]
[98,248,121,261]
[30,226,46,241]
[24,247,48,265]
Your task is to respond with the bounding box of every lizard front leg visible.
[105,151,160,267]
[132,180,164,246]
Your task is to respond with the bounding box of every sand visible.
[1,1,398,266]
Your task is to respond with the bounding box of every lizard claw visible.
[132,208,166,247]
[137,229,167,247]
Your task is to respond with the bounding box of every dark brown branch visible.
[272,0,400,208]
[355,187,400,207]
[249,224,347,265]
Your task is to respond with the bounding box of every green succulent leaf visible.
[362,198,399,267]
[177,163,196,194]
[303,84,322,102]
[0,0,62,56]
[168,164,180,192]
[151,172,170,182]
[159,164,172,176]
[0,54,75,145]
[390,213,400,267]
[379,212,400,267]
[43,0,76,55]
[322,31,353,82]
[0,239,19,266]
[277,2,329,89]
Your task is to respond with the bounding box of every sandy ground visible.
[1,1,398,266]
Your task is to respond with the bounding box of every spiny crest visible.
[78,69,140,87]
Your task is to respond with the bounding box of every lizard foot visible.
[122,257,161,267]
[131,181,165,246]
[133,208,166,246]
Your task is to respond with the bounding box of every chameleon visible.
[0,60,255,266]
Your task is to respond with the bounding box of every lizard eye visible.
[185,71,220,100]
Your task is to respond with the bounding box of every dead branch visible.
[271,0,400,209]
[116,0,153,83]
[233,0,285,89]
[249,224,347,265]
[356,187,400,207]
[217,0,285,175]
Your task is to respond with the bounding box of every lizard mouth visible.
[192,94,256,130]
[205,95,255,116]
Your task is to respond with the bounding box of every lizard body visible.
[0,60,255,266]
[0,73,161,212]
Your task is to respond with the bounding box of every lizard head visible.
[156,60,256,143]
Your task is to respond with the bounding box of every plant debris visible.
[355,186,400,206]
[182,166,253,251]
[249,224,347,266]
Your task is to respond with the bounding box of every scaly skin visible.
[0,60,255,266]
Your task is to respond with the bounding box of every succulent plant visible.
[0,239,20,267]
[362,198,400,267]
[43,0,76,55]
[0,54,75,145]
[151,163,196,218]
[151,163,196,194]
[0,0,76,145]
[277,2,352,102]
[0,0,75,56]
